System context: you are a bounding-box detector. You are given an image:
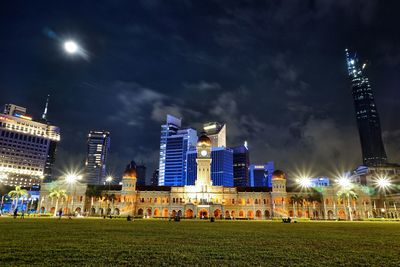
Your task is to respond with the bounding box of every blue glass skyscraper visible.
[186,147,233,186]
[158,115,197,186]
[249,161,274,187]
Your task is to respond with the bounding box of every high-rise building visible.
[203,122,226,147]
[136,162,146,186]
[85,131,110,185]
[0,102,60,186]
[345,49,388,167]
[150,169,159,186]
[186,147,234,186]
[249,161,274,187]
[158,115,197,186]
[232,143,250,186]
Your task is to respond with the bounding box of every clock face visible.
[200,150,208,157]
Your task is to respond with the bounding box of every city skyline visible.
[1,1,400,177]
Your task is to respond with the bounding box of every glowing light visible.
[297,176,312,188]
[106,176,113,183]
[336,175,352,189]
[64,40,78,54]
[350,59,355,65]
[65,173,82,184]
[375,176,392,191]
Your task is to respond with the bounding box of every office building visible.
[150,169,159,186]
[249,162,274,187]
[0,102,60,186]
[232,143,250,186]
[345,49,388,166]
[187,147,234,186]
[203,122,226,147]
[158,115,197,186]
[85,131,110,185]
[136,162,146,186]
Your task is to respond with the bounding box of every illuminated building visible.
[150,169,159,186]
[345,49,388,167]
[40,133,386,221]
[84,131,110,185]
[0,102,60,186]
[187,147,233,186]
[249,162,274,187]
[203,122,226,147]
[232,143,250,186]
[158,115,197,186]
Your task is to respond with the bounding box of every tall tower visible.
[195,133,212,187]
[203,122,226,147]
[345,49,388,166]
[158,115,197,186]
[84,131,110,185]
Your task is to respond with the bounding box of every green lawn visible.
[0,218,399,266]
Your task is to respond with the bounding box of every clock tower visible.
[195,132,212,187]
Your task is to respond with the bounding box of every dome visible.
[123,161,137,179]
[272,170,286,180]
[197,133,211,146]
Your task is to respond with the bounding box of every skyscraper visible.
[345,49,388,166]
[85,131,110,185]
[203,122,226,147]
[0,102,60,186]
[186,147,234,186]
[158,115,197,186]
[150,169,159,186]
[232,143,250,186]
[249,161,274,187]
[136,162,146,186]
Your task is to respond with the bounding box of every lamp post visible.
[336,175,353,221]
[375,176,392,218]
[65,173,82,216]
[106,176,113,191]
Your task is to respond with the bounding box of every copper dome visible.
[123,161,137,179]
[197,133,212,146]
[272,170,286,180]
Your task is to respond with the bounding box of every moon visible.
[64,40,78,54]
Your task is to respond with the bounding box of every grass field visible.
[0,218,399,266]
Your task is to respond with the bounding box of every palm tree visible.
[337,188,358,221]
[290,194,303,217]
[86,186,102,215]
[8,186,28,210]
[49,188,68,217]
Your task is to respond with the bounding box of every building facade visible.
[249,162,274,187]
[345,49,388,166]
[0,103,60,187]
[232,144,250,186]
[203,122,226,148]
[39,133,390,221]
[84,131,110,185]
[158,115,197,186]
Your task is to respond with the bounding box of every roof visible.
[136,185,172,191]
[236,186,272,192]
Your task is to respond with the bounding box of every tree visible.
[86,186,102,215]
[337,188,358,221]
[290,194,303,217]
[49,188,68,217]
[8,186,28,210]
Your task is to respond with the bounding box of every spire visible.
[42,94,50,121]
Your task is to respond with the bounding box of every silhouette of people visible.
[21,210,25,219]
[58,209,62,219]
[13,208,18,219]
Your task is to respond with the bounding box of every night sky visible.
[1,1,399,180]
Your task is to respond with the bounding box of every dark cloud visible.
[0,0,399,178]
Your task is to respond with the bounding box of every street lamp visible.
[335,174,354,221]
[374,175,392,218]
[297,176,312,189]
[65,173,82,216]
[106,176,113,191]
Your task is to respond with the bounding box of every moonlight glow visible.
[64,40,78,54]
